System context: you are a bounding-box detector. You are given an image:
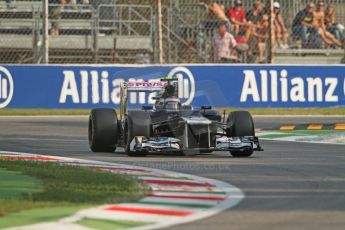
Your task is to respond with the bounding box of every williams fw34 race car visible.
[88,78,263,157]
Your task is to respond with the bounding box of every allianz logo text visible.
[0,66,14,109]
[240,70,344,103]
[59,67,195,105]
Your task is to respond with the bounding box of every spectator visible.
[67,0,89,10]
[313,1,342,48]
[207,2,227,21]
[292,2,315,48]
[49,0,66,36]
[325,5,345,44]
[246,1,263,25]
[227,0,247,36]
[246,1,264,41]
[212,21,237,63]
[252,14,270,63]
[79,0,90,10]
[273,2,289,49]
[205,1,232,31]
[245,1,264,62]
[70,0,78,9]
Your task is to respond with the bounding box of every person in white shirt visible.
[212,21,237,63]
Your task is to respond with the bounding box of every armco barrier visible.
[0,64,344,109]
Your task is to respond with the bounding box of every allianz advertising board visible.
[0,64,344,109]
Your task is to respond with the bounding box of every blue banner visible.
[0,64,344,109]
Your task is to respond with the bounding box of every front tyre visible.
[125,111,152,157]
[89,109,118,152]
[230,150,254,158]
[227,111,255,158]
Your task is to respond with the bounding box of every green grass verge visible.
[77,218,150,230]
[0,159,148,228]
[259,133,298,139]
[283,130,345,135]
[0,107,344,116]
[260,130,345,139]
[216,107,345,116]
[0,205,89,229]
[0,109,91,116]
[0,168,42,199]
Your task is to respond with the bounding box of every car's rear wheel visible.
[125,111,152,157]
[227,111,255,158]
[89,109,118,152]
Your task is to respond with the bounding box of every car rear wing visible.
[120,78,179,119]
[120,80,168,120]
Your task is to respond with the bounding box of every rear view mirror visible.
[201,105,212,110]
[142,105,153,110]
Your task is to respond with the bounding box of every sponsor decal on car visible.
[127,81,167,88]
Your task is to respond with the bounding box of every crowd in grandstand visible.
[205,0,345,63]
[1,0,344,64]
[46,0,345,63]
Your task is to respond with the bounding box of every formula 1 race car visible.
[88,78,263,157]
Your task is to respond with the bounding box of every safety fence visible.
[0,0,344,64]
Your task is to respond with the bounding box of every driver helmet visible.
[164,97,181,111]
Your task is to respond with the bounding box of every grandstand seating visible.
[274,48,344,64]
[0,0,153,63]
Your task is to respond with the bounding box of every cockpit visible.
[155,80,182,111]
[163,99,181,111]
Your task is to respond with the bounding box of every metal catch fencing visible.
[0,0,154,64]
[0,0,344,64]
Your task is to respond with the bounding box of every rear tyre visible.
[125,111,152,157]
[227,111,255,158]
[89,109,118,152]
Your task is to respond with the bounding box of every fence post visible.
[157,0,164,64]
[268,0,274,64]
[33,7,40,63]
[92,8,99,63]
[42,0,49,64]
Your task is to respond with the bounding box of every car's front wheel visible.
[230,150,254,157]
[125,111,152,157]
[227,111,255,158]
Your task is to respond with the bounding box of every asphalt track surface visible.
[0,116,345,230]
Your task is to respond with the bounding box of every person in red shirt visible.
[227,0,247,36]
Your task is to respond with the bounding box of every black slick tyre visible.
[88,108,118,152]
[227,111,255,157]
[125,111,152,157]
